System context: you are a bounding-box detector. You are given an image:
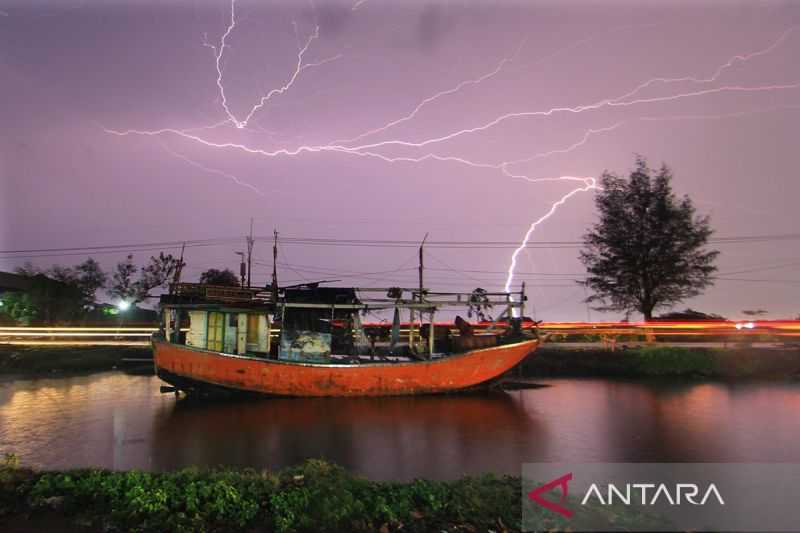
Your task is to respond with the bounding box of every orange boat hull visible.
[153,337,539,397]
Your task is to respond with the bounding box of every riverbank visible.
[0,456,531,532]
[0,346,152,375]
[522,344,800,379]
[3,344,800,380]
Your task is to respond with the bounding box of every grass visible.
[523,345,800,379]
[629,345,718,376]
[0,454,683,532]
[0,455,523,532]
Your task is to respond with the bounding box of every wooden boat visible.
[153,336,538,397]
[154,282,540,397]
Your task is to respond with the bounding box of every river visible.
[1,372,799,481]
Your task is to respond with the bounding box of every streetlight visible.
[116,300,131,312]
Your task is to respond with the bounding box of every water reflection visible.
[150,392,544,480]
[1,373,800,480]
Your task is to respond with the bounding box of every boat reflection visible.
[150,391,545,480]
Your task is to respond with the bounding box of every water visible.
[1,372,799,481]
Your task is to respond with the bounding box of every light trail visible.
[3,322,799,347]
[0,341,151,346]
[504,178,598,293]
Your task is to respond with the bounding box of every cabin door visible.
[246,314,260,352]
[207,312,224,352]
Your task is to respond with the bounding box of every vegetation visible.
[109,252,184,304]
[0,458,525,532]
[580,156,718,320]
[1,273,83,324]
[2,253,184,325]
[522,345,800,379]
[199,268,241,287]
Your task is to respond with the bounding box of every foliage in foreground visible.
[1,456,521,532]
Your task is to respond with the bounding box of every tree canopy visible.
[199,268,240,287]
[579,157,719,320]
[108,253,184,304]
[3,253,184,324]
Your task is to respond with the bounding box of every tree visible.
[73,258,107,309]
[199,268,240,287]
[579,156,719,320]
[109,254,140,303]
[138,252,184,298]
[14,262,41,277]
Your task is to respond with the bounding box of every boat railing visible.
[169,283,272,304]
[162,285,525,320]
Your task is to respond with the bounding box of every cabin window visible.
[247,314,260,345]
[207,312,224,351]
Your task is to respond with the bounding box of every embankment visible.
[522,344,800,379]
[0,346,152,375]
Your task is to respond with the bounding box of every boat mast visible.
[246,218,254,288]
[271,230,279,303]
[418,232,428,297]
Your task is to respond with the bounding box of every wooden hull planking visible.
[153,338,539,397]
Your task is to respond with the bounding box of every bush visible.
[4,460,522,532]
[630,346,717,376]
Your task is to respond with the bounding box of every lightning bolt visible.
[104,15,798,297]
[332,39,526,145]
[157,140,266,197]
[203,0,340,130]
[611,27,796,103]
[504,178,598,294]
[342,81,800,152]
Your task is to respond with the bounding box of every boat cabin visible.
[159,282,532,364]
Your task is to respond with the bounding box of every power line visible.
[0,233,800,262]
[5,232,800,258]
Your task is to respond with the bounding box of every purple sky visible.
[1,0,799,320]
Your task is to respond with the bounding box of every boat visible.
[153,281,540,397]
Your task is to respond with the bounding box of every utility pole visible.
[410,233,428,356]
[171,242,186,291]
[246,218,254,288]
[271,230,279,302]
[418,232,428,300]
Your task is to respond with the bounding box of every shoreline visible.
[0,346,153,376]
[521,344,800,380]
[3,344,800,381]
